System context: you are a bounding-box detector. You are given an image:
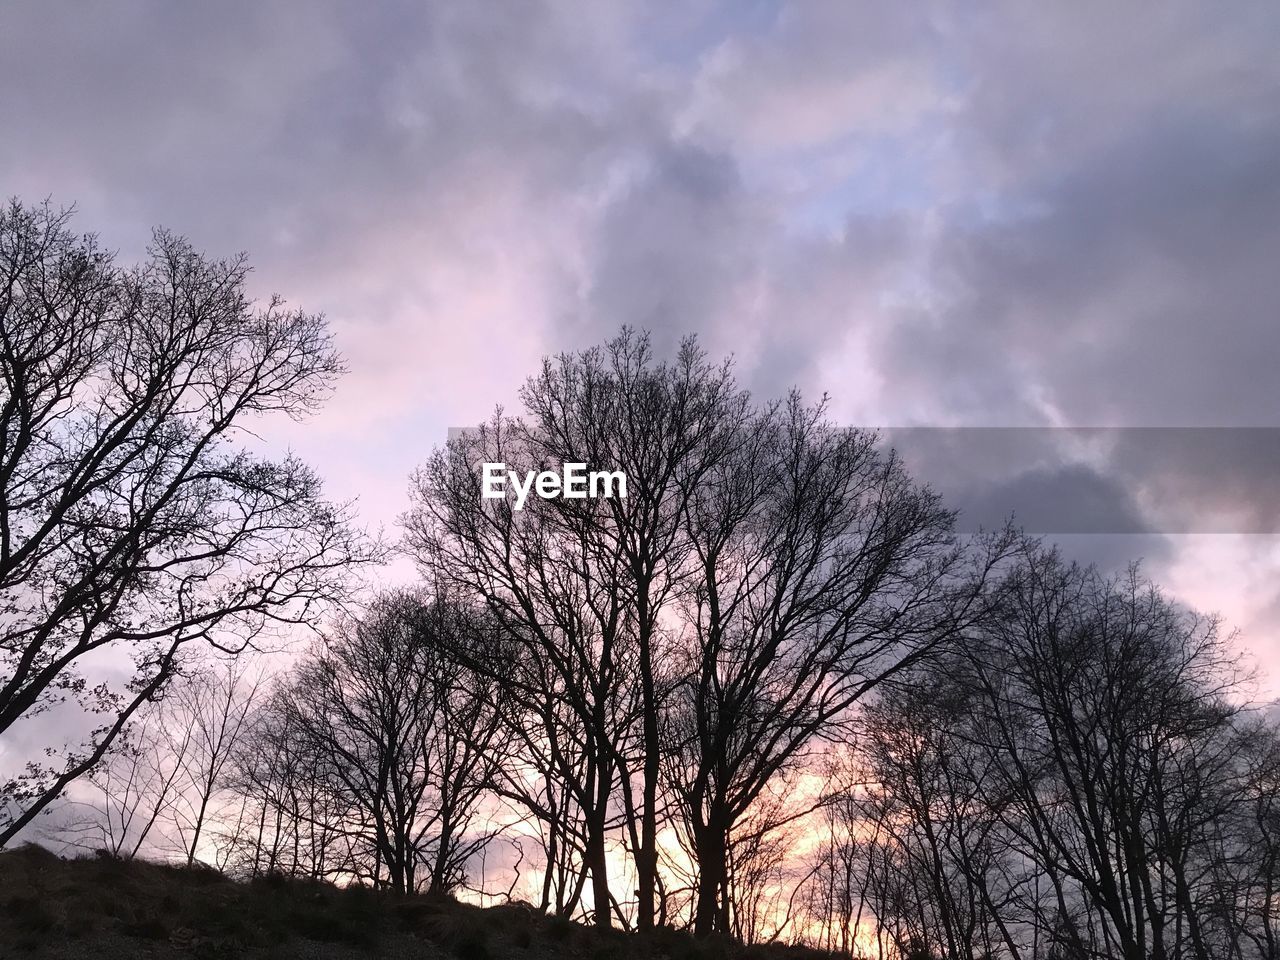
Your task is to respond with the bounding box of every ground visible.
[0,845,835,960]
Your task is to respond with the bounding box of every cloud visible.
[2,0,1279,663]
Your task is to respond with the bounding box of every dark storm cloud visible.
[880,114,1280,428]
[881,430,1148,534]
[883,428,1280,535]
[872,5,1280,428]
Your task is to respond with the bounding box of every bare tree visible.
[835,668,1027,960]
[670,395,1009,936]
[834,545,1276,960]
[52,703,189,859]
[49,658,261,867]
[282,590,503,895]
[482,670,597,918]
[1216,719,1280,958]
[417,598,508,895]
[0,199,377,845]
[517,330,747,929]
[961,550,1250,960]
[165,659,263,866]
[227,683,358,881]
[406,336,1010,936]
[408,414,639,926]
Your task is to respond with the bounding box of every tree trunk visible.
[637,607,659,930]
[586,817,612,928]
[693,819,727,937]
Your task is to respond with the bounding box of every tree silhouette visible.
[0,200,377,846]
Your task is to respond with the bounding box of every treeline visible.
[59,593,504,894]
[2,201,1277,959]
[805,553,1280,960]
[397,334,1012,940]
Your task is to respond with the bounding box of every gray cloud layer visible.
[3,0,1279,673]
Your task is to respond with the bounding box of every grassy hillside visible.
[0,845,836,960]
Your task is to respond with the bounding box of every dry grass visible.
[0,845,836,960]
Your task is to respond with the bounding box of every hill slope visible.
[0,845,835,960]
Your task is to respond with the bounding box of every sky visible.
[3,1,1279,689]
